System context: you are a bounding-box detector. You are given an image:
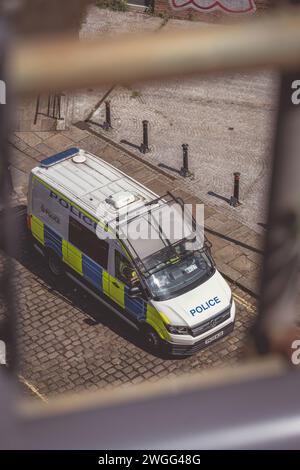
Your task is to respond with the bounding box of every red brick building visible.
[153,0,273,22]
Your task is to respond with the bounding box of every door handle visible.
[112,281,120,288]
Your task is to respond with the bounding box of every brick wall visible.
[154,1,274,22]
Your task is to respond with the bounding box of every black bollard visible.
[141,120,150,154]
[180,143,189,177]
[230,172,241,207]
[103,100,112,130]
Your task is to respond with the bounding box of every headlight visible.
[166,325,190,335]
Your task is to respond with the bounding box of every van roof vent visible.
[72,149,86,164]
[106,191,137,210]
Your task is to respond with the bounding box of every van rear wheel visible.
[48,251,64,277]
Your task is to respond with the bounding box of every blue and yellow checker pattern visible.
[30,214,170,341]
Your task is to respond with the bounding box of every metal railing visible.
[8,7,300,94]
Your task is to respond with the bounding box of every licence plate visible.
[205,329,224,345]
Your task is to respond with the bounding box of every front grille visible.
[190,307,231,337]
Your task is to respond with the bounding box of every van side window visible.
[115,251,138,286]
[69,216,109,269]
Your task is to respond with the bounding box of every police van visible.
[27,147,235,356]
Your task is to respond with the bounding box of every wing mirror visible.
[128,285,143,298]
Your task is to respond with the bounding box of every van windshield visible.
[143,245,215,301]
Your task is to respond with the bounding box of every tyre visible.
[141,324,163,353]
[48,251,64,277]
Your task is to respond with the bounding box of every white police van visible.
[27,147,235,356]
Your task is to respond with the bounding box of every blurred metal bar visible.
[10,358,300,450]
[8,7,300,95]
[0,20,17,374]
[255,79,300,353]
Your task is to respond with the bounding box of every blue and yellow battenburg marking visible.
[31,214,170,341]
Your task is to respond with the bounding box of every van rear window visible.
[69,216,109,269]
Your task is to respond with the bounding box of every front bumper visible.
[166,321,235,356]
[164,300,236,356]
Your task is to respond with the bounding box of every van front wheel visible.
[48,251,64,277]
[142,324,162,352]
